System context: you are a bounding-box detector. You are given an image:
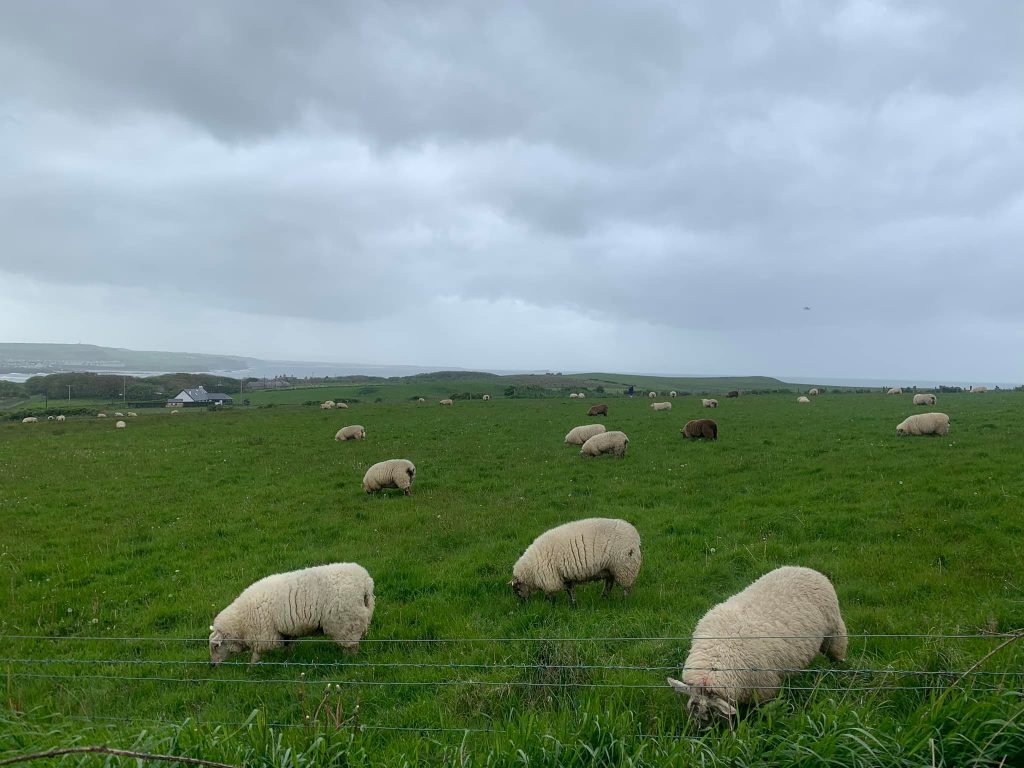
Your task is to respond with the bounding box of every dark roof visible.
[170,386,233,403]
[205,392,233,400]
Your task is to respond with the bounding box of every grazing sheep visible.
[510,518,642,607]
[171,410,179,415]
[580,430,629,458]
[726,390,740,398]
[209,563,375,664]
[648,391,657,398]
[22,417,38,424]
[569,393,579,399]
[482,394,491,401]
[971,385,987,394]
[887,387,902,395]
[913,393,937,406]
[564,424,606,445]
[46,415,54,421]
[335,425,366,441]
[115,412,124,417]
[702,399,718,409]
[439,399,454,406]
[808,388,819,396]
[115,420,126,429]
[587,403,609,417]
[577,393,586,399]
[682,419,717,440]
[321,401,335,410]
[417,398,426,402]
[650,402,672,411]
[127,412,138,417]
[667,566,847,723]
[896,412,949,436]
[55,415,65,422]
[797,396,810,403]
[669,391,677,398]
[362,459,416,495]
[97,413,107,418]
[336,402,349,409]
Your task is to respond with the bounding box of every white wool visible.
[482,394,491,401]
[97,413,107,418]
[896,412,949,436]
[702,399,718,408]
[210,563,375,664]
[569,393,579,399]
[669,391,677,398]
[808,388,819,396]
[668,566,847,722]
[576,393,586,399]
[887,387,902,395]
[362,459,416,494]
[580,430,629,458]
[564,424,606,445]
[321,401,335,410]
[511,518,642,606]
[913,393,937,406]
[797,396,810,403]
[650,402,672,411]
[22,417,38,423]
[335,425,366,441]
[115,420,127,429]
[970,385,987,394]
[127,412,138,417]
[55,415,66,422]
[648,391,657,398]
[439,399,454,406]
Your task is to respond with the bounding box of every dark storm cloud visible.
[1,1,1022,377]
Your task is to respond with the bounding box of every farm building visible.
[166,386,234,407]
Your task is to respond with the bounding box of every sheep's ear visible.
[712,698,737,717]
[667,677,693,695]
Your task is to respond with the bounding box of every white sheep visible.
[896,412,949,436]
[887,387,902,395]
[797,396,810,403]
[56,415,65,422]
[580,430,629,458]
[171,410,179,415]
[115,412,124,417]
[362,459,416,495]
[22,417,38,424]
[336,402,349,409]
[115,420,127,429]
[209,562,375,664]
[648,391,657,398]
[667,566,847,723]
[913,393,936,406]
[321,400,336,410]
[46,415,54,421]
[702,399,718,409]
[510,518,642,607]
[417,398,426,402]
[650,402,672,411]
[482,394,491,401]
[335,425,366,441]
[669,391,677,398]
[971,385,987,394]
[127,412,138,417]
[564,424,606,445]
[439,399,454,406]
[808,388,819,396]
[97,413,107,418]
[569,393,578,399]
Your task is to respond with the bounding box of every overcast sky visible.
[1,1,1021,382]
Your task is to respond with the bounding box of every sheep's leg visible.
[601,575,615,598]
[565,582,577,608]
[250,648,261,664]
[403,487,411,496]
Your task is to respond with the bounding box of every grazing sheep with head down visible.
[97,413,107,418]
[913,393,936,406]
[587,403,608,417]
[564,424,606,445]
[335,425,366,441]
[115,420,126,429]
[808,388,819,396]
[115,412,124,417]
[651,402,672,411]
[46,415,54,420]
[887,387,902,395]
[667,566,847,724]
[970,385,987,394]
[648,391,657,398]
[896,412,949,436]
[56,415,66,422]
[702,399,718,409]
[797,396,810,403]
[482,394,490,401]
[321,401,335,410]
[362,459,416,495]
[209,562,375,664]
[576,393,586,399]
[22,417,38,424]
[580,430,629,458]
[439,399,453,406]
[569,393,579,399]
[682,419,717,440]
[510,518,642,607]
[127,412,138,417]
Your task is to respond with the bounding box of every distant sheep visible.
[362,459,416,495]
[650,402,672,411]
[913,393,936,406]
[97,413,107,418]
[115,420,127,429]
[580,430,629,458]
[587,403,609,417]
[702,399,718,409]
[564,424,606,445]
[576,393,586,399]
[808,388,819,396]
[887,387,902,395]
[209,563,375,664]
[896,412,949,436]
[321,401,335,410]
[797,396,810,403]
[569,393,579,399]
[46,415,54,420]
[417,398,426,402]
[115,412,124,417]
[971,385,987,394]
[55,415,65,422]
[482,394,491,401]
[171,410,179,415]
[669,391,677,398]
[335,425,366,441]
[668,566,847,724]
[726,390,740,398]
[127,412,138,417]
[511,518,642,607]
[682,419,717,440]
[648,392,657,398]
[22,417,38,424]
[439,399,453,406]
[336,402,349,410]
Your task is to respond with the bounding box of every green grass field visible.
[1,391,1022,766]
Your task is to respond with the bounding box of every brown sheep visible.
[682,419,718,440]
[587,403,609,417]
[726,390,740,398]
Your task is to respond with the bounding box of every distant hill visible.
[0,343,254,374]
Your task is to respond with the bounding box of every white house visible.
[166,386,234,407]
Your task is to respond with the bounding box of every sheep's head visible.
[667,678,737,726]
[896,424,908,436]
[509,577,532,601]
[208,626,245,666]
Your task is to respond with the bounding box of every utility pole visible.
[123,376,127,407]
[67,385,72,402]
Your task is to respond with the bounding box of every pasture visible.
[1,391,1022,766]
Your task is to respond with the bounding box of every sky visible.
[1,1,1022,382]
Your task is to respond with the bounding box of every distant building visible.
[166,386,233,407]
